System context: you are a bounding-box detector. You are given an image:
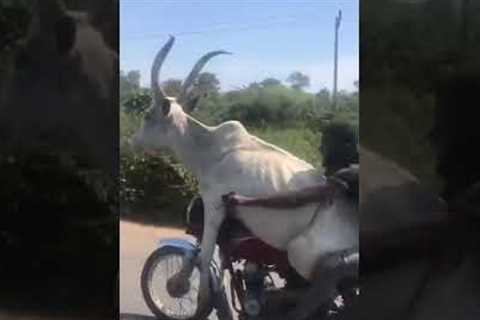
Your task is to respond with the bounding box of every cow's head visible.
[132,36,230,152]
[18,0,117,101]
[2,0,117,175]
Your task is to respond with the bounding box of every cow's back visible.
[202,144,324,254]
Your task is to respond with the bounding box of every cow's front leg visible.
[196,199,225,312]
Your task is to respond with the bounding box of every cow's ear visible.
[54,15,77,55]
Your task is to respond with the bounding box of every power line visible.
[124,15,304,38]
[123,15,358,40]
[122,0,357,39]
[125,23,312,39]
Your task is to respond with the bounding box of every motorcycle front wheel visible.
[141,246,214,320]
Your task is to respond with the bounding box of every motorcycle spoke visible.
[146,252,204,319]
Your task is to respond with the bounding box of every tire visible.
[141,246,214,320]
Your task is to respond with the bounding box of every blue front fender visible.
[157,237,198,252]
[157,237,200,262]
[156,237,224,294]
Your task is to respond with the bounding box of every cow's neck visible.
[171,115,218,179]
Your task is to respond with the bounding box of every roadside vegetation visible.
[0,1,118,314]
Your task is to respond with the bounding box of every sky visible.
[120,0,358,93]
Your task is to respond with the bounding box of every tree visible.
[315,88,331,109]
[196,72,220,95]
[126,70,140,89]
[161,73,221,99]
[286,71,310,90]
[122,90,151,115]
[247,82,261,91]
[162,79,182,97]
[120,70,141,101]
[260,78,282,87]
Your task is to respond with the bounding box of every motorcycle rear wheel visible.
[141,246,214,320]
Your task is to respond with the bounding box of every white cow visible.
[132,36,358,308]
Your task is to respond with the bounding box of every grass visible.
[120,111,142,149]
[249,124,323,169]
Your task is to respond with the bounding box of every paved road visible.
[120,220,185,319]
[120,220,228,320]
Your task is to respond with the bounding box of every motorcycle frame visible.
[182,196,291,317]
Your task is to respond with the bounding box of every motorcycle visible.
[141,195,358,320]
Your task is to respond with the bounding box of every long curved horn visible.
[179,50,232,106]
[151,35,175,103]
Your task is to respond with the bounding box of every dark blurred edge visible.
[0,0,119,318]
[358,0,480,319]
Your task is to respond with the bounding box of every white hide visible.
[359,145,447,234]
[204,129,358,278]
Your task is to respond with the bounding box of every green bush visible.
[250,124,322,168]
[217,85,315,126]
[120,149,197,225]
[122,89,151,115]
[120,108,197,226]
[0,1,32,53]
[0,146,117,296]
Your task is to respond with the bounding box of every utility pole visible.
[333,9,342,110]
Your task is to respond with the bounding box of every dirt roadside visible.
[120,220,187,317]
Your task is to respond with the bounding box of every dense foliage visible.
[120,110,198,225]
[0,2,118,314]
[0,146,118,312]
